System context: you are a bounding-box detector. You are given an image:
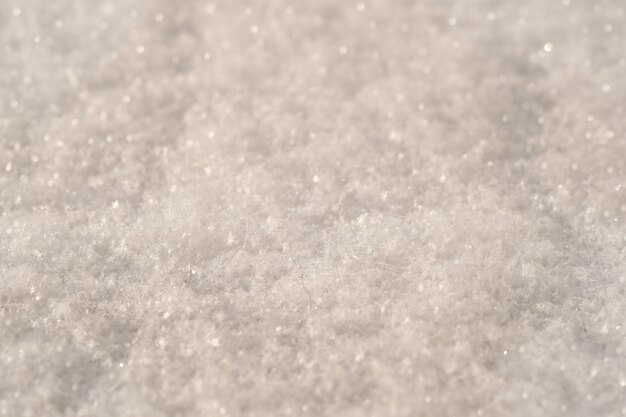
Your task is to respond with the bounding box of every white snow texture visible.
[1,0,626,416]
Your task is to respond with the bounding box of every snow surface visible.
[1,0,626,416]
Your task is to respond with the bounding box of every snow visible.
[1,0,625,416]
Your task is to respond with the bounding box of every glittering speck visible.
[543,42,554,52]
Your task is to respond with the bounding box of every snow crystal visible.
[0,0,625,416]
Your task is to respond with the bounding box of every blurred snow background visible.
[1,0,625,416]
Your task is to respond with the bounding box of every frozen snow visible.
[1,0,625,416]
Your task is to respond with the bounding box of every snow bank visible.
[1,0,625,416]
